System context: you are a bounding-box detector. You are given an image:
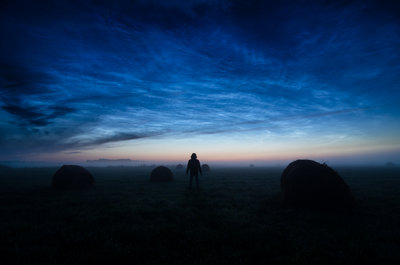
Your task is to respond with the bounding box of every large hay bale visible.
[150,166,174,182]
[52,165,94,189]
[201,164,210,172]
[280,160,354,209]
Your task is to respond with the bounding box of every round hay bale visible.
[175,164,184,170]
[280,160,354,209]
[201,164,210,172]
[52,165,94,189]
[150,166,174,182]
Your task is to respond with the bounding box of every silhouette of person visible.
[186,153,202,189]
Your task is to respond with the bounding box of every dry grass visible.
[0,166,399,264]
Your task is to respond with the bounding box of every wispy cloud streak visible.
[0,0,399,159]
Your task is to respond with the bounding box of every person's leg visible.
[195,174,199,189]
[189,174,193,188]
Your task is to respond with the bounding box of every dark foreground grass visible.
[0,166,399,264]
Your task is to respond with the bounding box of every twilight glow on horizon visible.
[1,0,400,166]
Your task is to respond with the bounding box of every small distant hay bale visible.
[52,165,94,189]
[175,164,184,170]
[201,164,211,172]
[280,160,354,209]
[150,166,174,182]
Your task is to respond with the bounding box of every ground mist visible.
[0,166,399,264]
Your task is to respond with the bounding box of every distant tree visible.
[386,161,396,167]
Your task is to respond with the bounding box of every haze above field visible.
[1,0,400,166]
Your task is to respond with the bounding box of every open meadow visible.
[0,166,399,264]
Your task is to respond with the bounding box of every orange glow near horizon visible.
[28,135,400,166]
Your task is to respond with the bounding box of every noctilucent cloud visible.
[1,0,400,165]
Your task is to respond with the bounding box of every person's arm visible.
[186,160,190,175]
[198,160,202,175]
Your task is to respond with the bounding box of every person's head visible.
[191,153,197,159]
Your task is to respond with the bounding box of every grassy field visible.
[0,166,399,264]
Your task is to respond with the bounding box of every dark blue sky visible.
[1,0,400,165]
